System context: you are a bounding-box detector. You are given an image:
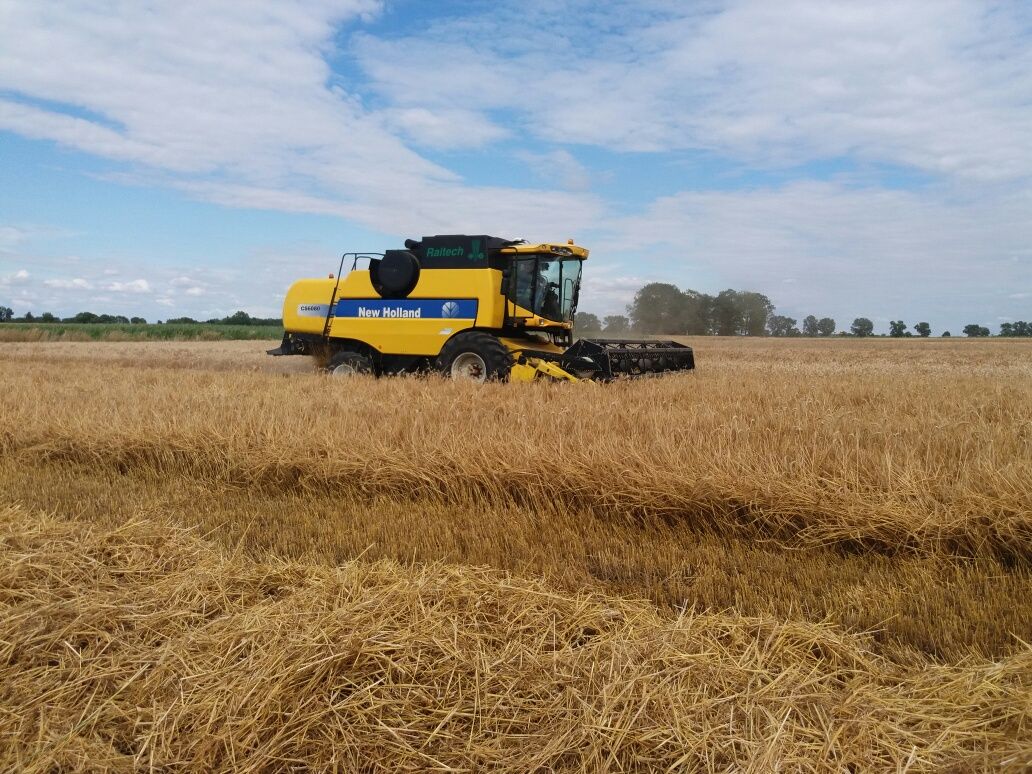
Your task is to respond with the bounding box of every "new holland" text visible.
[357,306,421,318]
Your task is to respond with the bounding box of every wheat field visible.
[1,337,1030,771]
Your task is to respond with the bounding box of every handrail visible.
[323,252,384,335]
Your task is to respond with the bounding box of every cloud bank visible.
[0,0,1029,328]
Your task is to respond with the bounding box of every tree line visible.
[0,308,280,326]
[573,283,1031,338]
[1,293,1029,337]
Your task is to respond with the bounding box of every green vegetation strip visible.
[0,322,283,341]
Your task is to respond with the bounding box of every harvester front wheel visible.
[327,350,373,377]
[437,332,511,383]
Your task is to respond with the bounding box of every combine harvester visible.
[270,234,694,382]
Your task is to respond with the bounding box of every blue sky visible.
[1,0,1030,332]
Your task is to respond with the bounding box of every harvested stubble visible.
[2,344,1030,560]
[2,459,1029,661]
[2,505,1030,773]
[2,340,1032,660]
[0,339,310,374]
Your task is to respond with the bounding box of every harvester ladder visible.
[323,252,383,336]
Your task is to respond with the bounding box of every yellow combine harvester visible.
[269,234,694,381]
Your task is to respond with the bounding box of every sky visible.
[1,0,1030,333]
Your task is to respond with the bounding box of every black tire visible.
[327,350,374,377]
[435,332,512,382]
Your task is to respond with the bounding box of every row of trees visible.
[0,310,150,324]
[1000,321,1032,337]
[578,286,788,337]
[860,321,1029,338]
[3,296,1030,338]
[573,283,1030,338]
[0,307,279,326]
[888,320,932,337]
[163,311,280,326]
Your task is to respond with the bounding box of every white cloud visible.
[106,279,151,293]
[168,276,207,297]
[356,1,1032,180]
[43,277,93,290]
[383,107,509,149]
[0,227,29,252]
[516,150,593,192]
[0,1,393,173]
[3,243,331,320]
[0,1,1029,331]
[0,268,30,285]
[0,0,600,234]
[605,181,1032,327]
[578,270,649,317]
[168,168,602,238]
[0,224,75,251]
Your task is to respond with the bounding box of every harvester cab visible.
[269,234,694,382]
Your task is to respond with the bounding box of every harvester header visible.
[270,234,694,381]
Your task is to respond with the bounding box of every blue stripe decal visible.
[334,298,478,319]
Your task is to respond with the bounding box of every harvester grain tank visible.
[270,235,694,381]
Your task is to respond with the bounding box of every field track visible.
[1,337,1030,770]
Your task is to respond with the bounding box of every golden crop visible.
[1,337,1030,770]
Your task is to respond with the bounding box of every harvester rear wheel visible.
[327,350,373,377]
[436,332,511,383]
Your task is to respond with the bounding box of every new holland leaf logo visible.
[441,301,461,318]
[468,239,485,262]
